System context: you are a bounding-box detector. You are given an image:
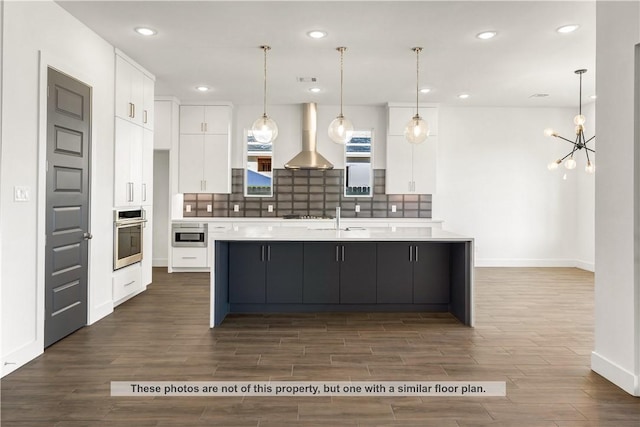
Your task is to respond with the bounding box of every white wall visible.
[153,151,170,266]
[576,102,596,271]
[1,0,115,376]
[591,0,640,396]
[433,106,593,268]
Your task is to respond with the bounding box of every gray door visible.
[45,68,91,347]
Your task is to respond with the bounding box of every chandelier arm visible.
[558,151,576,162]
[584,147,596,153]
[555,135,579,145]
[584,135,596,144]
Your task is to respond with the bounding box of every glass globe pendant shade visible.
[328,115,354,144]
[585,160,595,173]
[547,160,560,170]
[251,114,278,143]
[404,115,429,144]
[574,114,586,125]
[564,157,577,170]
[544,128,558,137]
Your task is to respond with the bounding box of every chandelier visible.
[545,69,595,173]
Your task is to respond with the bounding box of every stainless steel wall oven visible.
[114,208,146,270]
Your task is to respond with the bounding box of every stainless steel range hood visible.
[284,103,334,170]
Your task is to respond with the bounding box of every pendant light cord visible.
[413,47,423,117]
[337,47,346,118]
[578,70,582,116]
[261,45,271,117]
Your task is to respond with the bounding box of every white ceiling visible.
[56,0,596,107]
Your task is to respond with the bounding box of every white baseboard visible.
[153,258,168,267]
[475,258,595,271]
[575,259,595,272]
[1,340,43,378]
[475,258,576,267]
[88,300,113,325]
[591,351,639,396]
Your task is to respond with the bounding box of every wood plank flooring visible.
[2,267,639,426]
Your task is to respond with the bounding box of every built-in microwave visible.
[114,208,146,270]
[172,223,208,247]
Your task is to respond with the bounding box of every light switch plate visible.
[207,204,212,212]
[185,204,192,212]
[268,205,273,212]
[391,205,397,212]
[14,186,30,202]
[233,204,239,212]
[355,205,360,213]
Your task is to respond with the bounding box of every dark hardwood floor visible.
[2,267,639,426]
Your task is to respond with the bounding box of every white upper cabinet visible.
[388,105,438,136]
[115,52,155,130]
[385,105,438,195]
[178,104,232,193]
[180,105,231,134]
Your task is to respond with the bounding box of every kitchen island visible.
[209,227,474,327]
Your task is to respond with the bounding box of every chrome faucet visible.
[335,206,341,230]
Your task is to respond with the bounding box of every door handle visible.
[143,110,148,124]
[83,232,93,240]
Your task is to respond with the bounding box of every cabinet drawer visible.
[172,247,208,267]
[113,264,142,303]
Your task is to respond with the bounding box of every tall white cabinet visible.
[385,104,438,194]
[114,49,155,297]
[178,105,232,194]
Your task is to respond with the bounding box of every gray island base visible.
[209,227,474,327]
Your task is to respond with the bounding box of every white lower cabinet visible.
[113,263,143,305]
[172,247,208,268]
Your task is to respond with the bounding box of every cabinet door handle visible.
[142,183,147,202]
[335,245,339,262]
[123,280,135,287]
[408,181,412,192]
[182,256,197,259]
[203,180,207,191]
[143,110,148,124]
[415,246,419,262]
[132,103,136,119]
[409,245,413,262]
[267,245,271,261]
[201,122,204,132]
[341,245,345,262]
[128,102,133,118]
[204,122,208,132]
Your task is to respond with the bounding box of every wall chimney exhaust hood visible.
[284,103,334,170]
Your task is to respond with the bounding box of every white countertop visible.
[208,226,472,242]
[174,217,444,224]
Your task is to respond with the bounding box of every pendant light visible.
[404,47,429,144]
[328,47,354,144]
[251,45,278,143]
[544,69,596,173]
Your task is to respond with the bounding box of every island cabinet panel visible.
[228,242,266,303]
[413,242,451,304]
[339,243,377,304]
[266,243,303,303]
[303,243,340,303]
[376,243,414,303]
[228,242,303,304]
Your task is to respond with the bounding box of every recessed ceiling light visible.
[529,93,549,98]
[420,88,431,94]
[308,87,322,93]
[196,86,210,92]
[556,24,579,34]
[476,31,497,40]
[307,30,327,39]
[134,27,157,36]
[458,93,470,99]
